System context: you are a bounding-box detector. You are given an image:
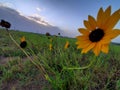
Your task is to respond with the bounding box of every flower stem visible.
[63,56,97,70]
[7,30,47,79]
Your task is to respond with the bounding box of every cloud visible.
[0,5,64,35]
[0,4,54,27]
[0,2,14,8]
[36,7,42,12]
[0,3,55,27]
[0,4,51,27]
[27,14,51,26]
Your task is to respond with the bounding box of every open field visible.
[0,28,120,90]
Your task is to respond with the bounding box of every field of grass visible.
[0,28,120,90]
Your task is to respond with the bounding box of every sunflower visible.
[49,44,52,51]
[64,41,70,49]
[20,36,27,48]
[76,6,120,56]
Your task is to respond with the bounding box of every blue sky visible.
[0,0,120,43]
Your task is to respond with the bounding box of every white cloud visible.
[0,2,14,8]
[0,6,63,35]
[31,14,45,20]
[36,7,42,12]
[26,14,51,26]
[0,3,56,30]
[0,2,24,16]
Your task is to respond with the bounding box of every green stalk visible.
[63,56,97,70]
[7,29,47,79]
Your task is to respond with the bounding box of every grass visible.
[0,28,120,90]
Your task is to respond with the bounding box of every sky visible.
[0,0,120,43]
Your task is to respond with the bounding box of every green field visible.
[0,28,120,90]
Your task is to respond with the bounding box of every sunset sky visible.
[0,0,120,43]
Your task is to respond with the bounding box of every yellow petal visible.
[84,20,94,30]
[78,28,90,35]
[101,6,111,28]
[100,38,111,44]
[76,36,89,41]
[110,30,120,39]
[76,40,91,49]
[20,36,26,42]
[93,42,101,56]
[101,44,109,54]
[64,41,70,49]
[88,15,97,30]
[97,7,104,27]
[104,9,120,30]
[81,42,96,53]
[104,29,120,39]
[49,44,52,50]
[104,6,111,16]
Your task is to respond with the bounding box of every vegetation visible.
[0,28,120,90]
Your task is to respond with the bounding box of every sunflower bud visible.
[20,36,27,48]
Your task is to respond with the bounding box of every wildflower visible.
[46,32,51,36]
[76,6,120,56]
[49,38,53,42]
[0,19,11,28]
[64,41,70,49]
[20,36,27,48]
[49,44,52,51]
[58,33,61,36]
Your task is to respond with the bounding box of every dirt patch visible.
[0,56,12,64]
[0,77,49,90]
[0,56,28,65]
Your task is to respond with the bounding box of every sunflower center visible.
[89,28,104,42]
